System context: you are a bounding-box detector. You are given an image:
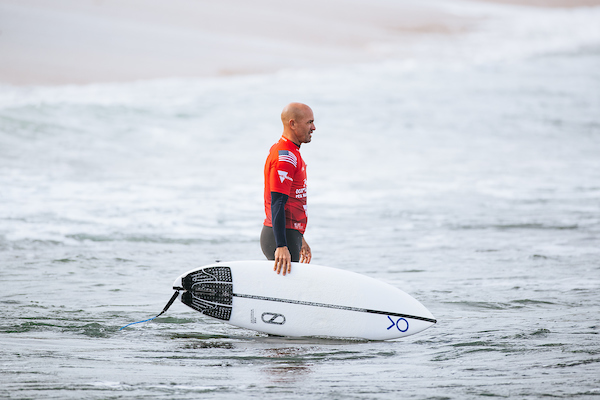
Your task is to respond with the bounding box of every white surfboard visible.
[172,261,436,340]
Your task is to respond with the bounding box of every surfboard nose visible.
[411,299,437,324]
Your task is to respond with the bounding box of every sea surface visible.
[1,2,600,399]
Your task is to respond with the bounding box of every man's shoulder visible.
[270,137,300,154]
[266,139,301,171]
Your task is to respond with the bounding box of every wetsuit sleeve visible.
[271,192,288,248]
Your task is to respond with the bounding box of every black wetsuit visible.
[260,224,303,262]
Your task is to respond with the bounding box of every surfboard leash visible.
[119,290,180,331]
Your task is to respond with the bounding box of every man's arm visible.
[271,192,292,275]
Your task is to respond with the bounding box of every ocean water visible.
[1,2,600,399]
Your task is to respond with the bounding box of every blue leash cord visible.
[120,290,180,331]
[119,316,159,330]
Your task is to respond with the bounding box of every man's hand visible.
[300,237,311,264]
[274,246,292,275]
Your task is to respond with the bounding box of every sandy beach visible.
[1,0,599,85]
[476,0,600,6]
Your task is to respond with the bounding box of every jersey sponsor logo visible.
[278,150,297,167]
[295,187,307,199]
[278,170,293,183]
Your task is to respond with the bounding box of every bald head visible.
[281,103,311,125]
[281,103,315,146]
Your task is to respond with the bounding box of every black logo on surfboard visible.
[261,312,286,325]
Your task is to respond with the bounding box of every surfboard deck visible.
[172,261,436,340]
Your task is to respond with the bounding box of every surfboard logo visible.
[261,312,286,325]
[387,316,409,332]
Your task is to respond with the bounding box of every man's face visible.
[295,108,315,144]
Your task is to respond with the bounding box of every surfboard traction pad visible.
[181,266,233,321]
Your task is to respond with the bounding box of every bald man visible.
[261,103,315,275]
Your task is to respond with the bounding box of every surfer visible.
[261,102,314,275]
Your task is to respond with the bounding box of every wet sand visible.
[477,0,600,6]
[0,0,599,85]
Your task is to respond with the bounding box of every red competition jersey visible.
[263,136,307,234]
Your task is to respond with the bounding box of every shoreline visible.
[1,0,599,86]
